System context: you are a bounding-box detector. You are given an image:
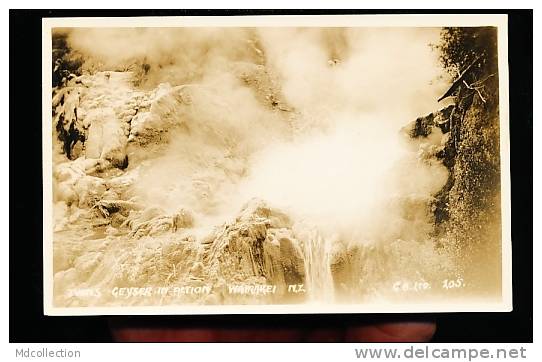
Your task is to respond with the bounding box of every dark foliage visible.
[52,30,83,87]
[437,27,498,78]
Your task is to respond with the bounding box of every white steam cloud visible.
[64,26,450,246]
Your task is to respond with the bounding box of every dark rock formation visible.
[406,58,501,292]
[203,199,306,303]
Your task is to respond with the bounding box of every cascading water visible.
[296,224,335,303]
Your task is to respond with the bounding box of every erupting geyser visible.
[50,24,502,309]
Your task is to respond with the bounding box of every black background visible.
[9,9,533,343]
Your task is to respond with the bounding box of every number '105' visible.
[442,278,465,289]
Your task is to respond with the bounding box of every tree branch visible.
[437,54,483,102]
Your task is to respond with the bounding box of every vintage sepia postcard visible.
[42,14,512,315]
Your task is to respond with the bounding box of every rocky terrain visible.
[406,62,502,295]
[50,28,502,308]
[51,68,453,307]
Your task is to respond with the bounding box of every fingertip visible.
[345,321,437,342]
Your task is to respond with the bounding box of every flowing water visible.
[298,225,335,303]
